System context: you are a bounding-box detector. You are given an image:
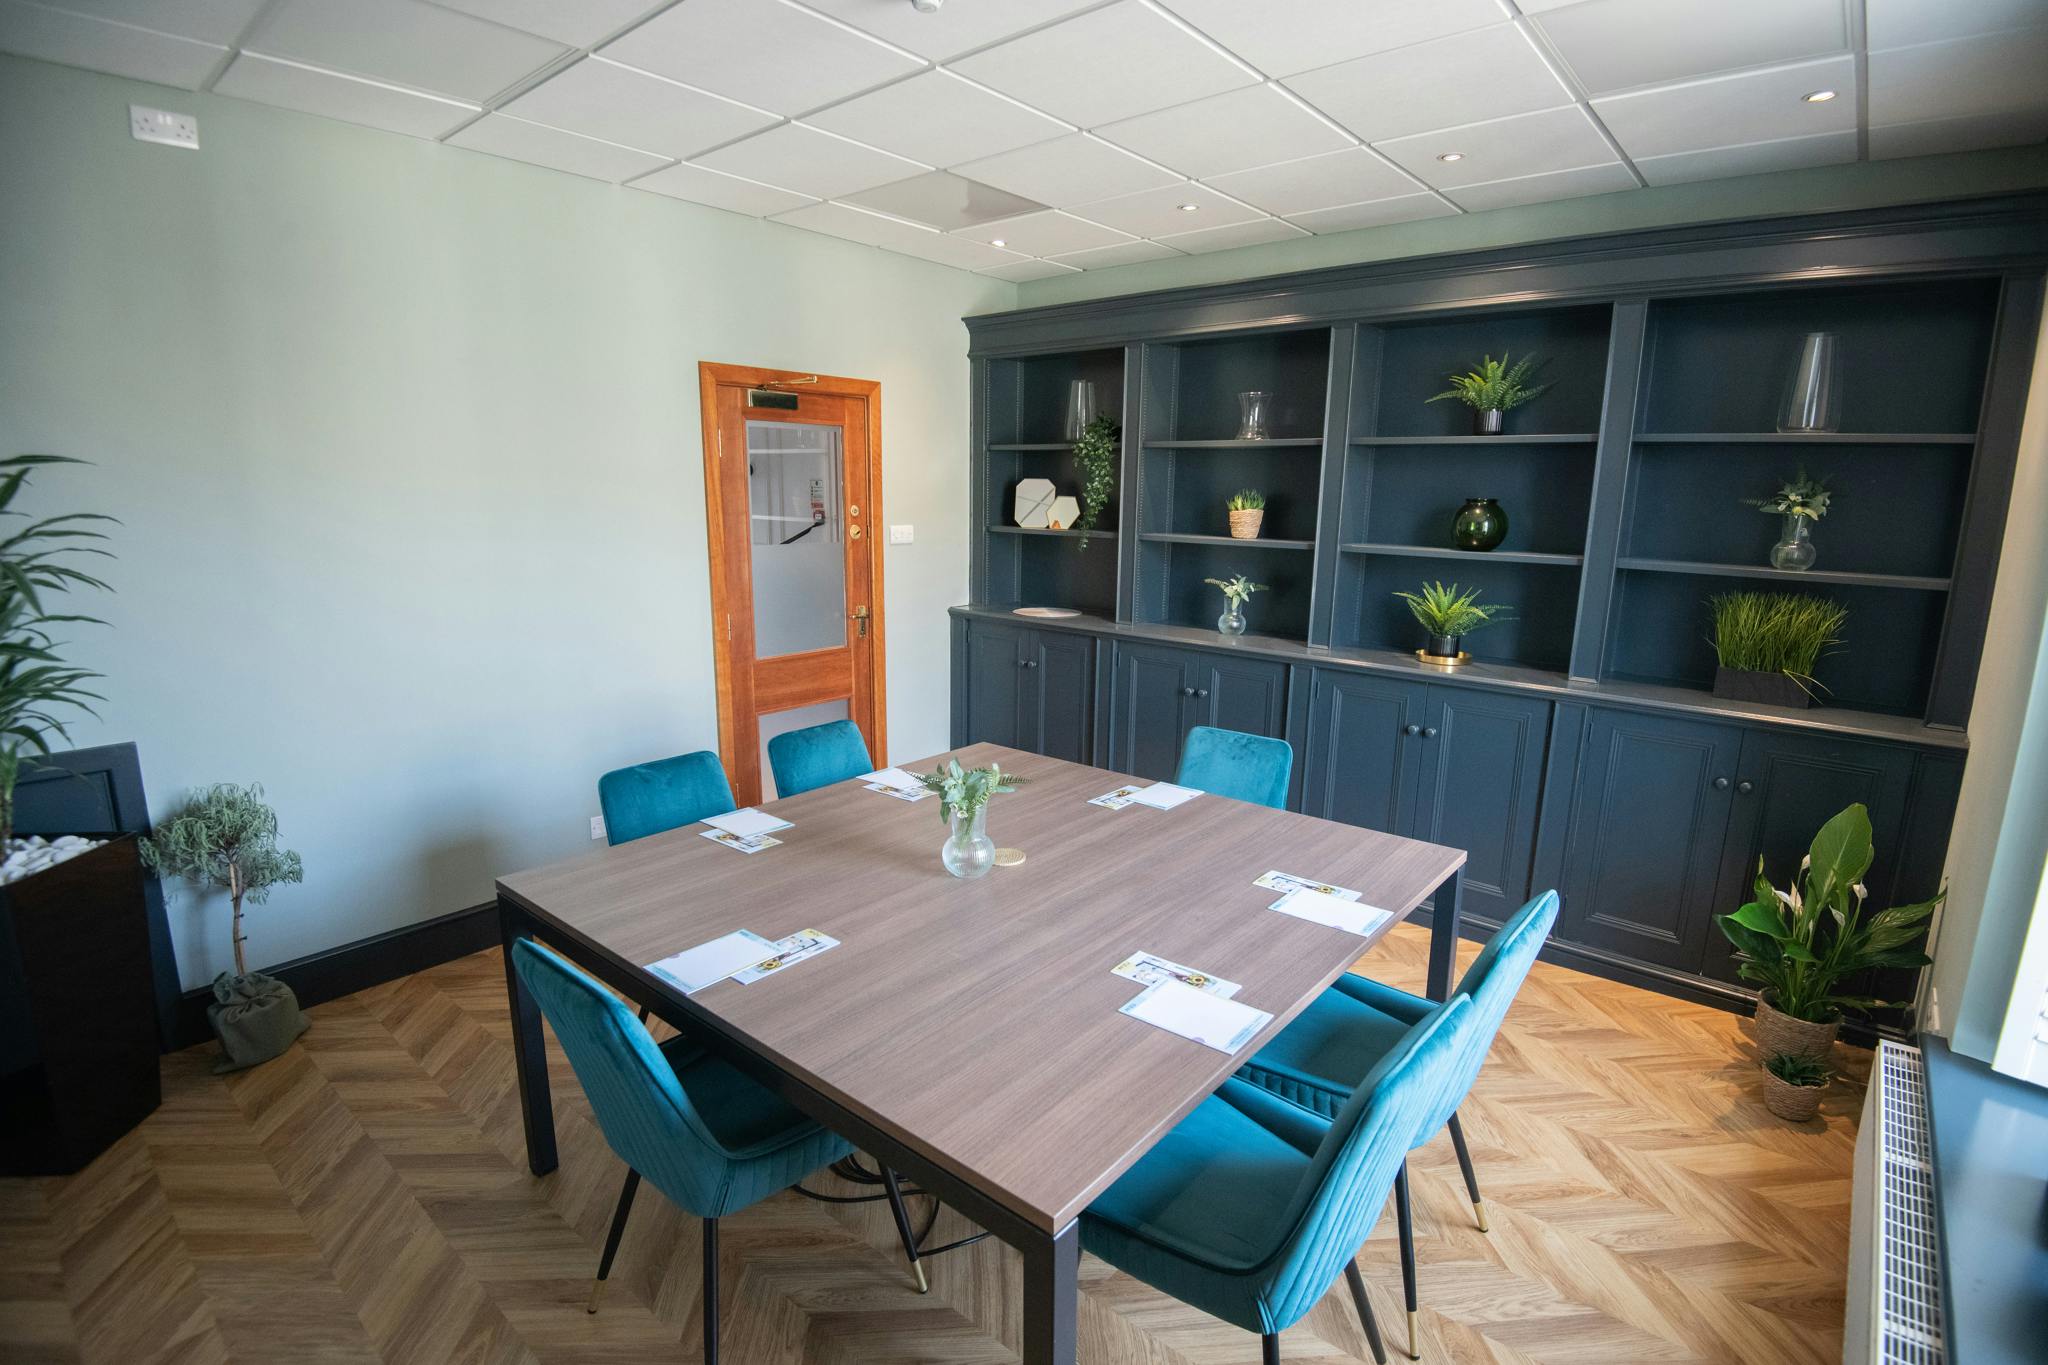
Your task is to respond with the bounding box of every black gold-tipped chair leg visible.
[879,1166,928,1293]
[1345,1261,1388,1365]
[1262,1331,1281,1364]
[1445,1113,1488,1232]
[1395,1163,1419,1360]
[702,1216,720,1365]
[588,1168,642,1313]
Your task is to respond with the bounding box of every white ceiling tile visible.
[247,0,564,102]
[841,169,1046,229]
[1505,0,1579,11]
[804,70,1069,168]
[979,258,1082,282]
[951,132,1183,207]
[1202,146,1419,216]
[627,160,817,215]
[499,57,774,160]
[770,201,1025,269]
[33,0,263,45]
[1284,24,1570,143]
[1155,0,1503,78]
[0,0,224,88]
[214,52,478,137]
[1592,55,1856,161]
[1868,108,2048,160]
[1096,83,1350,179]
[952,0,1258,129]
[1068,182,1262,237]
[446,112,669,181]
[798,0,1102,62]
[427,0,660,49]
[1046,238,1185,268]
[1443,160,1637,212]
[1533,0,1846,95]
[1867,28,2048,129]
[691,122,927,199]
[954,210,1131,256]
[878,228,1029,271]
[1377,105,1612,189]
[1286,193,1457,233]
[601,0,922,117]
[1635,129,1859,184]
[1154,216,1309,253]
[1867,0,2048,52]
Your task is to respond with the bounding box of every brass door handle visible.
[850,605,869,638]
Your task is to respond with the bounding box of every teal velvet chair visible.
[1082,996,1472,1365]
[1237,890,1560,1357]
[766,719,871,798]
[1176,725,1293,810]
[510,940,921,1361]
[598,750,735,845]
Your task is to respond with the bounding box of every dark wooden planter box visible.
[1712,666,1813,709]
[0,835,160,1175]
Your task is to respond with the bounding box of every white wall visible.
[0,55,1012,985]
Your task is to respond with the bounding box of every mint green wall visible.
[1010,145,2048,308]
[0,54,1012,986]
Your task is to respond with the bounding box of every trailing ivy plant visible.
[1071,414,1118,551]
[142,783,304,978]
[918,757,1026,825]
[0,453,115,849]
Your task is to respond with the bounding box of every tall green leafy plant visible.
[1392,581,1510,637]
[1071,415,1118,551]
[1709,591,1845,693]
[0,454,115,848]
[1715,803,1941,1022]
[1427,353,1550,412]
[142,783,304,978]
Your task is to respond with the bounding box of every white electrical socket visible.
[889,524,914,544]
[590,814,606,840]
[130,105,199,150]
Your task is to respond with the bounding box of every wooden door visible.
[1410,687,1550,924]
[1301,670,1423,833]
[700,364,884,805]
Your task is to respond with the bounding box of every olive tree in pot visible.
[1715,802,1941,1063]
[142,784,307,1072]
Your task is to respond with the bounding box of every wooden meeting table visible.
[497,743,1465,1364]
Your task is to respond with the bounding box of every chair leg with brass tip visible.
[1345,1260,1387,1365]
[589,1168,642,1314]
[880,1166,928,1293]
[1445,1113,1488,1234]
[1395,1164,1419,1360]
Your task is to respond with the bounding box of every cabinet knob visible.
[1195,688,1208,699]
[1403,724,1421,736]
[1712,776,1731,790]
[1025,659,1038,669]
[1017,658,1028,667]
[1180,686,1195,697]
[1736,780,1754,795]
[1422,726,1438,738]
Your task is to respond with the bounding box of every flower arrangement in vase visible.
[1748,469,1831,571]
[1204,574,1266,636]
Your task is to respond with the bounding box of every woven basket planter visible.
[1227,508,1264,539]
[1761,1069,1825,1122]
[1754,992,1838,1062]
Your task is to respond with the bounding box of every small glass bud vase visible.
[941,805,994,879]
[1236,391,1272,441]
[1218,605,1247,636]
[1770,514,1817,571]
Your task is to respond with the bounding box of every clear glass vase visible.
[941,805,994,879]
[1218,605,1246,636]
[1236,391,1271,441]
[1770,514,1817,571]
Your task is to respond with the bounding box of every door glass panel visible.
[747,419,845,658]
[757,698,851,801]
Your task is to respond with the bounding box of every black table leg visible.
[1425,865,1463,1002]
[500,893,557,1175]
[1022,1219,1079,1365]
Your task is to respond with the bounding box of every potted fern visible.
[1760,1052,1828,1122]
[1709,591,1846,708]
[1427,353,1550,434]
[1393,581,1510,662]
[1225,489,1265,539]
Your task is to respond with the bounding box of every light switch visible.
[889,524,914,544]
[590,815,606,840]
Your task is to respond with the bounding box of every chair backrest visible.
[1258,995,1474,1329]
[766,719,871,798]
[510,939,735,1215]
[598,750,735,845]
[1175,726,1293,810]
[1425,889,1560,1137]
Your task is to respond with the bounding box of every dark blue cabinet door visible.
[1188,654,1289,742]
[1411,689,1551,924]
[1558,709,1742,972]
[1301,670,1424,834]
[963,621,1023,750]
[1698,729,1919,985]
[1028,629,1095,764]
[1111,642,1196,780]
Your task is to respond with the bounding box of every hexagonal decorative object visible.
[1046,495,1080,530]
[1013,478,1056,528]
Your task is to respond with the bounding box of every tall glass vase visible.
[1777,332,1839,434]
[1064,380,1099,441]
[941,806,994,879]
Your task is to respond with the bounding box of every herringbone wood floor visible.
[0,922,1869,1364]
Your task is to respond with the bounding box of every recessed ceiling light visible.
[1177,202,1200,212]
[1803,89,1837,103]
[990,238,1006,247]
[1437,152,1464,162]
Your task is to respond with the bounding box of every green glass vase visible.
[1452,498,1508,551]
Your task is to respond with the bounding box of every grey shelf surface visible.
[1343,542,1585,566]
[1357,433,1598,445]
[989,525,1115,539]
[1615,557,1952,591]
[1140,532,1314,550]
[1141,437,1324,449]
[1633,432,1976,445]
[987,442,1076,451]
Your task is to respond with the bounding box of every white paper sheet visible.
[1269,887,1394,937]
[702,808,793,838]
[861,767,925,792]
[1120,980,1272,1054]
[1128,782,1202,810]
[646,929,778,994]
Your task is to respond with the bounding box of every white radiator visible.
[1844,1041,1944,1365]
